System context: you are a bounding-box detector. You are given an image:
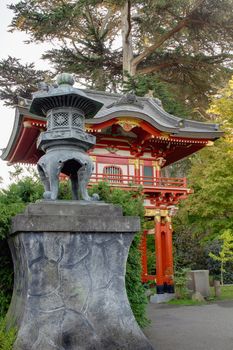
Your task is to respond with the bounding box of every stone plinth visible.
[150,293,175,304]
[187,270,210,297]
[7,201,154,350]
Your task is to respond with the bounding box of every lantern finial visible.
[56,73,75,86]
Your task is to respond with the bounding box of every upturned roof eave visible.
[87,110,179,134]
[1,106,46,161]
[172,130,224,139]
[85,89,222,131]
[87,111,223,139]
[1,108,22,161]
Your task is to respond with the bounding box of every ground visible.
[144,300,233,350]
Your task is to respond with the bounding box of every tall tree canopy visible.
[0,57,52,106]
[171,76,233,280]
[174,76,233,248]
[0,0,232,115]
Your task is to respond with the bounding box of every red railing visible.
[90,173,187,189]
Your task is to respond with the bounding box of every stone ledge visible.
[10,201,140,235]
[25,200,123,217]
[11,215,140,234]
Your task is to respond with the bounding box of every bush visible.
[205,240,233,284]
[174,268,191,299]
[0,319,16,350]
[0,244,13,318]
[0,177,42,318]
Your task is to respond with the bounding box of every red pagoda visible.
[1,90,222,295]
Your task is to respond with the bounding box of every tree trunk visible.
[221,261,224,286]
[121,1,135,79]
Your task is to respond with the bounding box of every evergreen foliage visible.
[0,57,52,106]
[123,74,191,117]
[173,136,233,274]
[173,224,206,271]
[0,0,232,113]
[208,76,233,125]
[0,176,43,318]
[174,268,191,299]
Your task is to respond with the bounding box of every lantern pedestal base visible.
[150,293,175,304]
[8,201,154,350]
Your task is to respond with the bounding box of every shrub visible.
[205,239,233,285]
[0,177,42,318]
[174,268,191,299]
[0,319,16,350]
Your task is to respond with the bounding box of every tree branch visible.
[99,7,113,38]
[137,62,177,75]
[136,52,232,75]
[126,0,131,43]
[132,18,188,68]
[132,0,207,69]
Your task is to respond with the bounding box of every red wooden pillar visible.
[135,159,140,184]
[164,215,175,293]
[154,157,165,186]
[154,161,161,186]
[155,165,161,180]
[161,227,167,292]
[140,230,148,283]
[155,212,164,294]
[129,158,140,184]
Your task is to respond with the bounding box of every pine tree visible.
[0,0,232,114]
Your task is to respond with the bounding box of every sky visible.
[0,0,51,187]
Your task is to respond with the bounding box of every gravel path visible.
[144,300,233,350]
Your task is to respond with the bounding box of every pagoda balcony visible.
[89,173,188,192]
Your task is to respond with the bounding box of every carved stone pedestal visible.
[8,201,154,350]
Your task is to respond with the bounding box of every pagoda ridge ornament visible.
[30,73,103,201]
[106,91,144,109]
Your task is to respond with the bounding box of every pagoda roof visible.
[83,90,222,139]
[1,90,223,165]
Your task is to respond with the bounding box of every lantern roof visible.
[29,73,103,118]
